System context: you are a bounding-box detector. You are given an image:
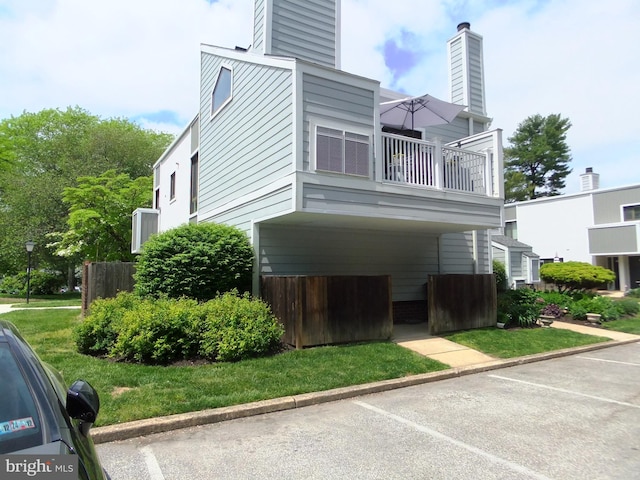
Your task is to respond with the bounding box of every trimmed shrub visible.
[134,223,254,301]
[199,291,284,362]
[493,260,508,293]
[74,292,140,355]
[75,291,283,365]
[539,261,615,293]
[111,297,202,364]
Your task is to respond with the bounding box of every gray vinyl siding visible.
[259,224,439,301]
[302,73,376,170]
[270,0,337,68]
[198,52,293,214]
[252,0,265,53]
[449,36,464,105]
[493,247,506,264]
[302,184,502,229]
[207,186,293,236]
[467,35,485,115]
[425,117,470,144]
[593,186,640,224]
[589,225,638,254]
[476,230,491,273]
[440,232,474,273]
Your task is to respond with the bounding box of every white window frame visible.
[310,119,372,178]
[621,203,640,222]
[210,65,233,119]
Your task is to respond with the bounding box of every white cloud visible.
[1,0,638,192]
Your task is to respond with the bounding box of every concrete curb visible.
[92,336,639,444]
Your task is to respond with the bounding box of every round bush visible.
[199,292,284,362]
[111,297,202,364]
[134,223,254,301]
[74,292,140,355]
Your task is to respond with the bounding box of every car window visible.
[0,343,43,453]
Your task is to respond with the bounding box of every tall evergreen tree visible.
[504,114,572,202]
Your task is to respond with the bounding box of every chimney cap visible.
[457,22,471,32]
[585,167,593,173]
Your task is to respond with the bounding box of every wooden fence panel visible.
[427,274,496,335]
[82,262,136,315]
[261,275,393,348]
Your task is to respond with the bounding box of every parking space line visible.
[353,400,552,480]
[575,356,640,367]
[141,446,166,480]
[489,375,640,408]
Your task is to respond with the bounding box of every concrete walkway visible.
[392,320,640,367]
[392,323,495,367]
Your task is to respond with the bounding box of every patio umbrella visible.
[380,94,466,130]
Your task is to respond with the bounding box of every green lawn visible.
[444,327,611,358]
[0,293,81,307]
[601,317,640,335]
[1,308,448,427]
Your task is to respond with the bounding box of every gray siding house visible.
[137,0,505,321]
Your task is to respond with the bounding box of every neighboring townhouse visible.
[502,168,640,292]
[491,235,540,289]
[133,0,505,322]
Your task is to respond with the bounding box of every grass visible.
[1,308,448,427]
[601,317,640,335]
[0,293,81,307]
[444,327,612,359]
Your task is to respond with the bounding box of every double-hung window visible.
[315,126,370,177]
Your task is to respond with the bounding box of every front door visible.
[630,256,640,290]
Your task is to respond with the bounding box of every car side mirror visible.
[67,380,100,435]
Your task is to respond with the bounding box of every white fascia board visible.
[200,43,296,71]
[152,114,199,169]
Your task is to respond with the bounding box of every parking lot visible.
[98,342,640,479]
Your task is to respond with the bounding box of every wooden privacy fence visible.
[427,274,496,335]
[82,262,135,315]
[261,275,393,349]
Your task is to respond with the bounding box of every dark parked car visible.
[0,319,108,479]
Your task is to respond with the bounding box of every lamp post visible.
[25,241,35,304]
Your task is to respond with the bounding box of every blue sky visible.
[0,0,638,194]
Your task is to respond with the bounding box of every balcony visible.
[381,132,501,197]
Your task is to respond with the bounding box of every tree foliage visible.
[134,223,254,301]
[0,107,172,276]
[539,261,616,293]
[504,114,572,202]
[51,170,153,262]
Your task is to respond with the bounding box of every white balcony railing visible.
[381,133,492,196]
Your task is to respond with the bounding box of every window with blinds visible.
[316,126,370,177]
